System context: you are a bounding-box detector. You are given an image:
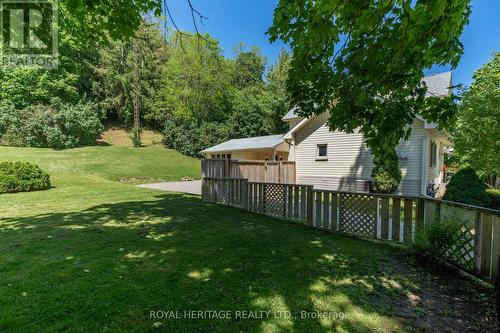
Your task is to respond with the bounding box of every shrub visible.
[443,167,490,207]
[0,162,51,194]
[370,153,402,193]
[132,127,141,147]
[163,118,228,157]
[412,215,464,265]
[486,189,500,210]
[0,102,104,149]
[0,102,24,146]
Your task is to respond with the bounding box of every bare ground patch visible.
[371,251,497,332]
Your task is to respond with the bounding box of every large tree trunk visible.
[132,63,141,147]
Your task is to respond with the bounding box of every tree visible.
[443,167,490,207]
[232,46,266,89]
[266,49,292,133]
[268,0,470,192]
[93,23,168,130]
[0,38,96,109]
[452,53,499,187]
[228,86,274,139]
[59,0,162,43]
[154,32,232,124]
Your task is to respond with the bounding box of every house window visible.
[316,144,328,161]
[430,141,437,167]
[227,154,231,159]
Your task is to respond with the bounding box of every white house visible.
[201,72,453,196]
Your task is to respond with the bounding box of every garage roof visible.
[200,134,285,154]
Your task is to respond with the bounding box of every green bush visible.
[0,101,104,149]
[370,153,402,193]
[486,189,500,210]
[163,118,228,157]
[132,127,141,147]
[412,215,464,264]
[0,162,51,194]
[443,167,490,207]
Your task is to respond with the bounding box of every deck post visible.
[241,179,248,210]
[306,186,314,226]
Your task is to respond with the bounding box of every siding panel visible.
[294,114,425,195]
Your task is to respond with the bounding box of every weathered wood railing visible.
[201,159,296,184]
[202,177,500,283]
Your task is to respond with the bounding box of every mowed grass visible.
[0,146,494,332]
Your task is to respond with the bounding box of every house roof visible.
[422,71,452,97]
[200,134,285,154]
[281,71,453,121]
[281,106,301,121]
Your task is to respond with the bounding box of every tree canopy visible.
[452,52,499,186]
[268,0,471,191]
[0,12,293,154]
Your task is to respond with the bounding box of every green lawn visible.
[0,146,495,332]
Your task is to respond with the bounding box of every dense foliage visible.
[413,215,464,265]
[0,161,51,193]
[0,15,291,154]
[155,38,291,156]
[93,23,168,125]
[269,0,471,189]
[486,189,500,210]
[443,167,490,207]
[163,118,228,157]
[452,53,499,187]
[0,102,103,148]
[370,152,402,193]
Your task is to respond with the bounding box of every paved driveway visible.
[137,180,201,195]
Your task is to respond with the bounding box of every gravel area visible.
[137,180,201,195]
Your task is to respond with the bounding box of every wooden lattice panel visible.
[443,223,475,270]
[215,179,230,205]
[264,184,285,218]
[339,193,376,237]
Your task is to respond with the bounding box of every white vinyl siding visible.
[294,113,425,195]
[426,138,445,187]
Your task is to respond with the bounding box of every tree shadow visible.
[0,194,495,332]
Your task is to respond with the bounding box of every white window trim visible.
[316,144,328,161]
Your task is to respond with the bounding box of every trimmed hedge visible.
[443,167,490,207]
[0,162,51,194]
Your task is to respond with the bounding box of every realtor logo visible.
[0,0,58,68]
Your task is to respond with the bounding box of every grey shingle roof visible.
[422,71,452,97]
[281,72,453,120]
[281,106,300,121]
[200,134,285,153]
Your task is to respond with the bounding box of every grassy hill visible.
[0,145,200,218]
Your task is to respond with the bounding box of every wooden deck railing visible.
[201,159,296,183]
[201,177,500,284]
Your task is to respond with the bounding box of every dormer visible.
[281,106,303,129]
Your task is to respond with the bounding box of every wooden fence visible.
[201,159,296,183]
[202,177,500,284]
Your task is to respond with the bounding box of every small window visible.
[216,154,221,159]
[430,141,437,167]
[316,144,328,160]
[227,154,231,159]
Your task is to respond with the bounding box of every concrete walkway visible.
[137,180,201,195]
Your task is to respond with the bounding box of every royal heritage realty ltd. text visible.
[150,310,350,320]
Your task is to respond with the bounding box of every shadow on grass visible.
[0,193,495,332]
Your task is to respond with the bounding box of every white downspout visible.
[421,137,428,196]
